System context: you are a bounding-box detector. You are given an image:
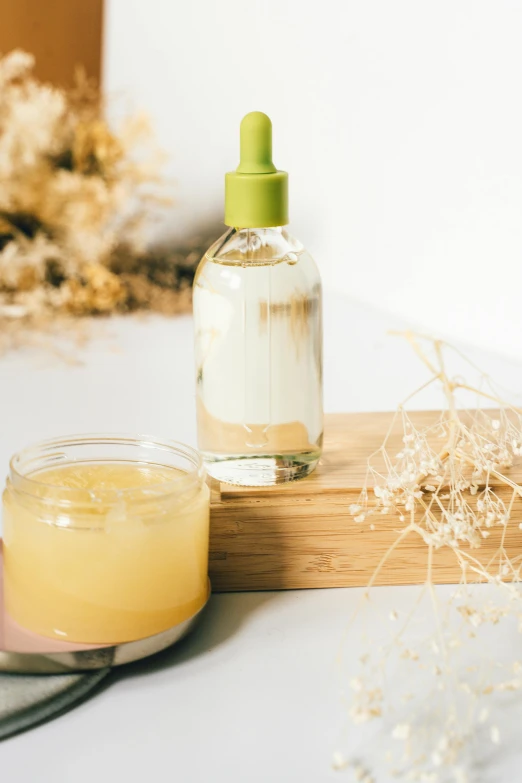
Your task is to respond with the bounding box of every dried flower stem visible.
[336,333,522,782]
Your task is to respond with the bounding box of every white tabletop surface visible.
[1,293,521,782]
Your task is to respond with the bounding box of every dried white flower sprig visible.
[0,49,214,353]
[336,333,522,782]
[0,50,163,306]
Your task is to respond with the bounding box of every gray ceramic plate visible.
[0,668,110,741]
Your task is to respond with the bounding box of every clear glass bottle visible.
[193,113,323,486]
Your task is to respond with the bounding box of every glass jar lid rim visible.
[9,433,205,498]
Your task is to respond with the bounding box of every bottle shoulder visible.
[200,227,315,268]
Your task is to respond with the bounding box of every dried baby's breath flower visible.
[354,765,374,783]
[332,751,349,770]
[392,723,411,740]
[401,648,419,661]
[350,677,363,693]
[343,334,522,782]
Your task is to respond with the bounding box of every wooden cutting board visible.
[209,412,522,591]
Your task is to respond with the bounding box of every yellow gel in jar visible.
[2,436,210,644]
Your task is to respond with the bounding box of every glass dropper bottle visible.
[193,112,323,487]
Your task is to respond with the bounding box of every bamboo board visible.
[209,412,522,591]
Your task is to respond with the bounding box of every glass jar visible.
[3,435,210,644]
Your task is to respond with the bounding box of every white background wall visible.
[104,0,522,361]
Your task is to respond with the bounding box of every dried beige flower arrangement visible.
[335,334,522,783]
[0,49,210,351]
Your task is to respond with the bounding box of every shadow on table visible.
[113,591,278,680]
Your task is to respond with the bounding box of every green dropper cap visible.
[224,112,289,228]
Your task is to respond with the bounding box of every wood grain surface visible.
[209,412,522,591]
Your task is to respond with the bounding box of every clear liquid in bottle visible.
[193,226,323,486]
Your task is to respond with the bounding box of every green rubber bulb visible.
[225,112,289,228]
